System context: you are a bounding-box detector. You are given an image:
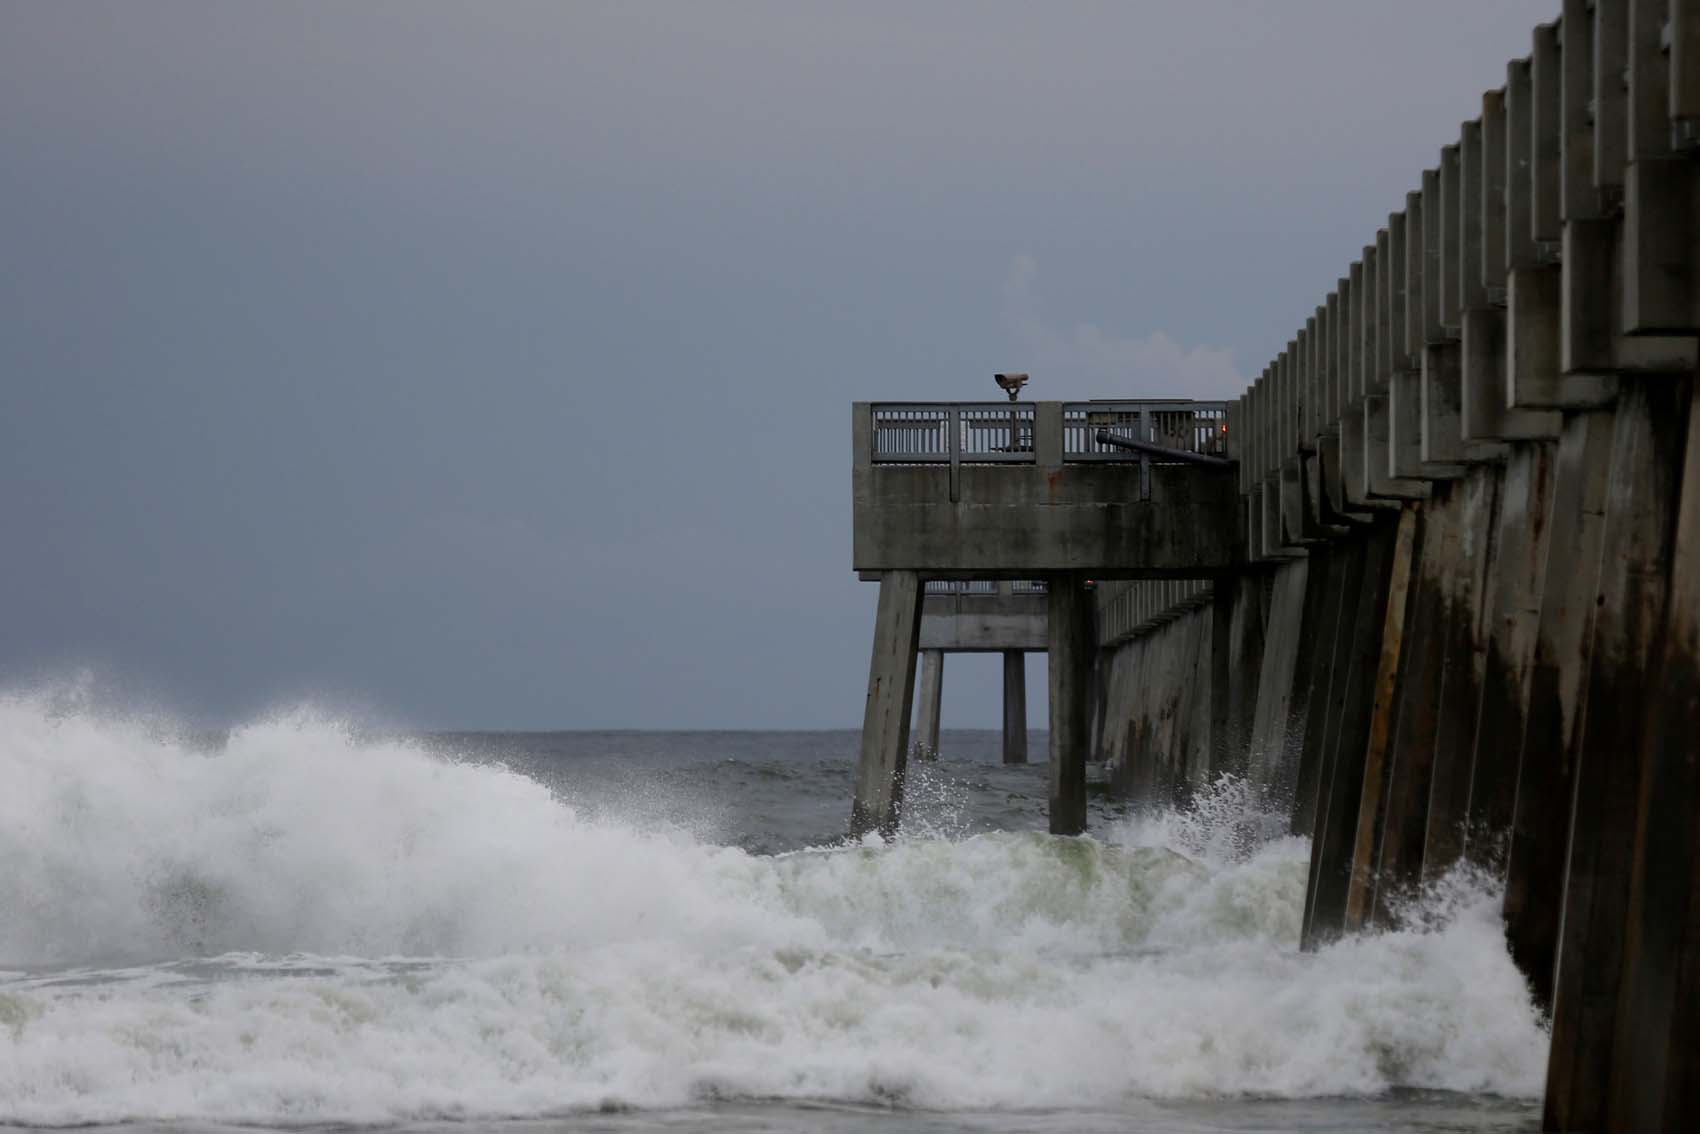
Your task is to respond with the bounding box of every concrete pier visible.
[846,2,1700,1120]
[852,401,1234,834]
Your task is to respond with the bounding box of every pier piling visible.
[913,649,943,760]
[1001,651,1027,765]
[851,570,924,839]
[1047,575,1094,836]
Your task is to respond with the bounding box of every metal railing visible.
[924,580,998,595]
[871,406,952,462]
[1063,401,1230,462]
[922,580,1048,595]
[870,401,1230,465]
[870,403,1036,464]
[1096,579,1215,647]
[960,404,1034,459]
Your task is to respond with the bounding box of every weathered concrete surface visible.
[1544,378,1693,1134]
[1420,467,1501,881]
[851,571,924,838]
[1303,520,1396,949]
[1508,265,1617,410]
[1001,651,1028,765]
[1461,442,1555,870]
[1290,547,1350,839]
[1503,410,1615,1010]
[918,589,1047,652]
[1596,7,1700,1117]
[1561,217,1699,377]
[1245,560,1310,788]
[1100,599,1217,806]
[854,407,1242,577]
[1370,489,1457,922]
[1344,506,1420,931]
[1047,576,1095,835]
[1214,571,1268,779]
[1605,379,1700,1132]
[912,649,943,760]
[1462,307,1561,442]
[1244,557,1338,811]
[1423,343,1507,466]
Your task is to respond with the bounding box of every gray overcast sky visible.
[2,1,1554,729]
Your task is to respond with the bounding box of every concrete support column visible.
[1605,378,1700,1131]
[1087,648,1108,762]
[1291,550,1349,838]
[1544,377,1693,1134]
[1214,573,1268,781]
[850,570,925,839]
[1420,467,1503,880]
[1344,505,1422,931]
[1461,442,1556,869]
[912,649,943,760]
[1302,518,1399,948]
[1503,410,1616,1009]
[1368,489,1457,923]
[1001,650,1027,765]
[1048,576,1094,835]
[1245,558,1337,807]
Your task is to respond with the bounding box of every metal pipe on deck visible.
[1091,428,1235,468]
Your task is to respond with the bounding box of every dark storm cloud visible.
[1,1,1554,727]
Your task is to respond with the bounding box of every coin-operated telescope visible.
[993,372,1030,401]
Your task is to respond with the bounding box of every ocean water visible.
[0,691,1548,1132]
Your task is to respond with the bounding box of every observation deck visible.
[852,400,1241,577]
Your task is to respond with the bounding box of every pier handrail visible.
[923,579,1049,595]
[868,402,1037,464]
[867,400,1231,465]
[1063,400,1230,462]
[1091,428,1235,468]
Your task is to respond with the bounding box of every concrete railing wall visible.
[1095,3,1700,1128]
[1094,576,1271,803]
[1094,578,1213,647]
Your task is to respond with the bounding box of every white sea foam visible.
[0,689,1549,1125]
